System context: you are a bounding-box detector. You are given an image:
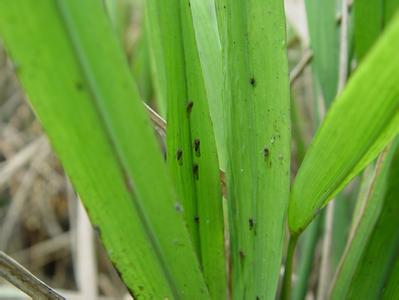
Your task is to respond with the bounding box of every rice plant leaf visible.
[146,0,227,298]
[381,254,399,300]
[104,0,132,45]
[190,0,227,169]
[329,140,398,299]
[354,0,383,61]
[223,0,291,298]
[384,0,399,25]
[305,0,339,106]
[288,15,399,235]
[0,0,209,298]
[345,140,399,299]
[144,1,167,116]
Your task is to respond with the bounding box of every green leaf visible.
[190,0,227,169]
[354,0,383,61]
[145,0,227,298]
[288,15,399,235]
[305,0,339,106]
[144,0,168,116]
[329,141,398,299]
[384,0,399,25]
[381,254,399,300]
[346,139,399,299]
[0,0,209,298]
[222,0,291,298]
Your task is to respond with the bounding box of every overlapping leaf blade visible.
[305,0,339,106]
[222,0,291,298]
[330,141,398,299]
[289,15,399,234]
[145,0,227,298]
[354,0,383,61]
[345,141,399,299]
[0,0,209,298]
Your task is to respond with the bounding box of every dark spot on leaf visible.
[194,139,200,157]
[239,250,245,260]
[193,164,199,180]
[263,147,269,159]
[186,101,194,114]
[250,77,256,87]
[249,218,254,230]
[176,149,183,165]
[194,215,200,223]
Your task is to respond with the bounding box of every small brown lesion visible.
[192,164,199,180]
[176,149,183,165]
[263,147,270,159]
[186,101,194,114]
[194,139,200,157]
[249,218,255,230]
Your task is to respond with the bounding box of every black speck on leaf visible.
[186,101,194,114]
[194,139,201,157]
[193,164,199,180]
[249,218,254,230]
[263,147,269,159]
[176,149,183,165]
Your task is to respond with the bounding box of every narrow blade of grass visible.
[223,0,291,298]
[381,254,399,300]
[354,0,383,61]
[329,142,397,299]
[305,0,339,106]
[144,1,167,116]
[146,0,227,298]
[384,0,399,25]
[288,15,399,234]
[345,139,399,299]
[190,0,226,169]
[0,0,209,298]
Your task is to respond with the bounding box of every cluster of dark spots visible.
[194,215,200,223]
[186,101,194,114]
[239,250,245,260]
[250,77,256,87]
[256,297,260,300]
[193,164,199,180]
[75,81,84,91]
[176,149,183,165]
[194,138,201,157]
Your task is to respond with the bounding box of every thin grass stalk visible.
[281,234,299,300]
